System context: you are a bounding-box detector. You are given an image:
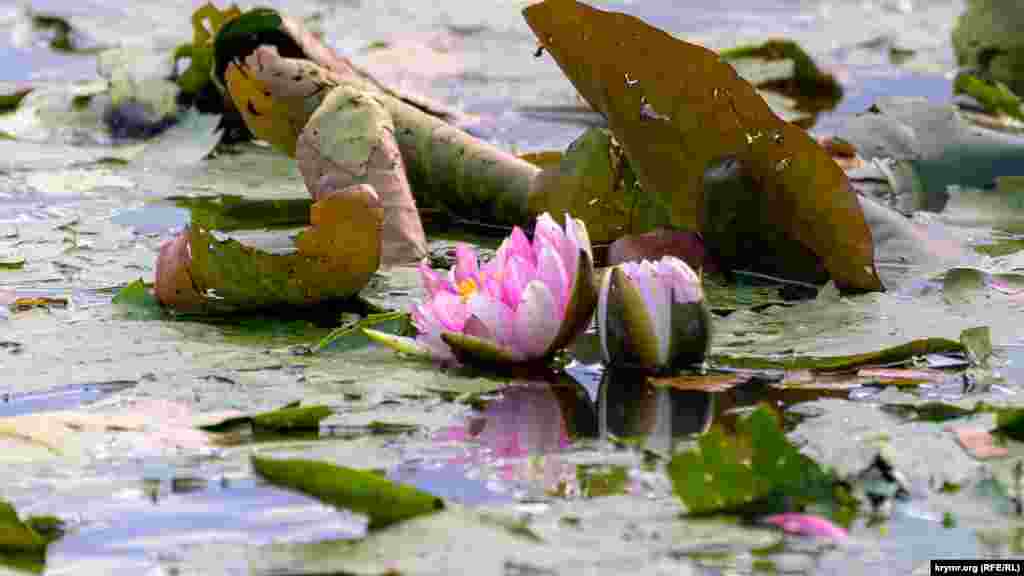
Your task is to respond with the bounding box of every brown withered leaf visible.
[523,0,881,292]
[154,184,381,313]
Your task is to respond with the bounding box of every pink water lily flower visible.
[598,255,712,373]
[367,213,596,365]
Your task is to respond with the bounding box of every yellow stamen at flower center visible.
[457,277,479,302]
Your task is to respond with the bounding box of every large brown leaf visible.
[523,0,882,292]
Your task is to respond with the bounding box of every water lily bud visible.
[598,255,711,373]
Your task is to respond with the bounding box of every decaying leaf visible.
[526,127,638,244]
[649,373,746,392]
[154,183,382,313]
[523,0,881,292]
[251,455,444,529]
[173,2,242,95]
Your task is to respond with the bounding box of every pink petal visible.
[533,213,567,258]
[508,280,561,359]
[419,262,454,297]
[537,244,569,315]
[467,294,515,348]
[597,268,613,363]
[655,256,703,304]
[559,215,581,288]
[463,315,493,341]
[764,514,848,541]
[501,254,536,309]
[428,291,470,332]
[628,260,671,364]
[502,226,536,268]
[454,243,479,284]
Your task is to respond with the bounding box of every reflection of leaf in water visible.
[523,0,880,292]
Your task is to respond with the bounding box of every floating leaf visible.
[173,3,242,95]
[155,184,382,313]
[954,72,1024,122]
[0,500,58,574]
[0,255,25,270]
[668,404,841,515]
[9,297,68,312]
[171,195,312,231]
[523,0,881,292]
[711,337,963,372]
[960,326,992,367]
[201,402,331,433]
[112,279,163,320]
[252,405,332,432]
[0,501,46,553]
[251,456,443,529]
[649,373,746,392]
[720,39,843,126]
[994,408,1024,443]
[0,88,32,114]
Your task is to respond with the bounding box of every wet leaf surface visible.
[668,405,843,516]
[251,455,444,529]
[523,0,881,291]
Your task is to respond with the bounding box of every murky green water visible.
[9,0,1024,574]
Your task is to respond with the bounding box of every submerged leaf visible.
[523,0,881,292]
[251,456,443,529]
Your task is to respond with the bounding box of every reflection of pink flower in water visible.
[435,383,576,495]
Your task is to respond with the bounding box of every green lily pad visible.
[712,337,963,372]
[0,502,46,554]
[251,455,443,529]
[112,279,164,320]
[668,404,843,516]
[200,401,331,433]
[954,72,1024,122]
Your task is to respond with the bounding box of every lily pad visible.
[251,455,443,529]
[200,402,332,434]
[668,404,843,516]
[712,337,963,372]
[155,183,382,313]
[523,0,881,292]
[112,279,163,320]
